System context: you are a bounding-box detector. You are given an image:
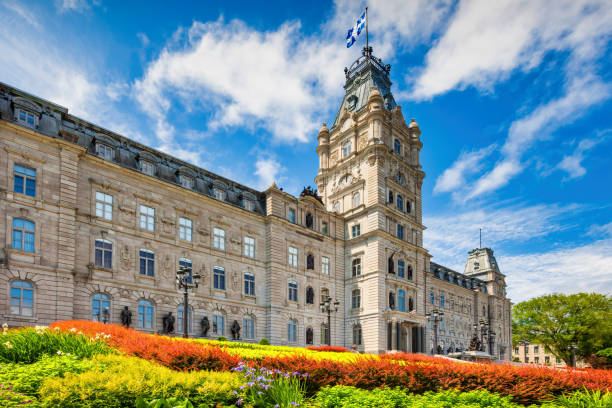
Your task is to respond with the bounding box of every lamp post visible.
[176,266,201,339]
[320,297,340,345]
[426,309,444,355]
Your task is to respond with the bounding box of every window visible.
[394,138,401,154]
[535,356,540,364]
[556,358,562,364]
[306,327,314,345]
[525,357,529,363]
[94,239,112,269]
[213,314,225,335]
[305,213,314,229]
[213,228,225,250]
[352,258,361,277]
[534,346,539,353]
[397,194,403,211]
[244,236,255,258]
[213,267,225,290]
[352,324,362,346]
[180,175,194,189]
[179,258,193,283]
[388,191,394,203]
[213,188,225,200]
[306,287,314,304]
[244,273,255,296]
[243,198,255,211]
[409,296,414,311]
[306,254,315,270]
[397,225,404,240]
[97,144,113,160]
[342,140,351,157]
[243,316,255,339]
[351,289,361,309]
[138,300,154,329]
[351,224,360,238]
[407,265,413,280]
[398,260,405,278]
[179,217,192,241]
[92,293,110,322]
[321,324,329,345]
[321,288,329,303]
[396,172,404,185]
[288,209,296,223]
[140,160,156,176]
[388,257,394,274]
[95,192,113,220]
[321,256,330,275]
[10,281,33,316]
[288,281,298,302]
[398,290,406,312]
[440,295,445,308]
[288,247,298,267]
[430,291,435,305]
[139,205,155,231]
[16,109,36,127]
[13,164,36,197]
[12,218,35,253]
[139,249,155,277]
[321,221,328,235]
[545,356,550,364]
[177,305,193,333]
[353,192,360,208]
[287,319,297,342]
[406,201,412,213]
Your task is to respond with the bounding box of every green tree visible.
[512,293,612,366]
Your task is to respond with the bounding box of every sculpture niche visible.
[120,306,132,328]
[389,292,395,310]
[230,320,241,340]
[306,327,313,345]
[306,287,314,305]
[201,316,210,337]
[162,311,175,334]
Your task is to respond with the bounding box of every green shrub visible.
[542,389,612,408]
[217,336,227,342]
[39,354,243,408]
[0,327,111,364]
[596,347,612,362]
[314,386,524,408]
[0,354,93,396]
[259,338,270,345]
[0,383,37,407]
[135,397,194,408]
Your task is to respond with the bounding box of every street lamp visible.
[426,309,444,355]
[176,266,201,339]
[320,297,340,345]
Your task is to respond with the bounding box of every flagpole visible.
[365,7,369,52]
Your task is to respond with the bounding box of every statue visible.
[389,292,395,310]
[305,213,313,229]
[162,312,175,334]
[306,254,314,270]
[201,316,210,337]
[230,320,241,340]
[120,306,132,328]
[469,333,482,352]
[306,327,313,345]
[306,287,314,305]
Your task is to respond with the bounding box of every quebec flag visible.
[346,11,366,48]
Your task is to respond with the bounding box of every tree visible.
[512,293,612,366]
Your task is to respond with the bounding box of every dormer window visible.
[180,175,194,189]
[16,109,36,128]
[140,160,156,176]
[214,187,225,201]
[97,144,114,160]
[243,198,254,211]
[342,141,352,158]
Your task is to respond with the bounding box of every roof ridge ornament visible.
[344,47,391,81]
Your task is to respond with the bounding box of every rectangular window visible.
[95,191,113,220]
[97,144,113,160]
[139,249,155,277]
[179,217,192,241]
[213,315,225,335]
[17,109,36,127]
[213,228,225,250]
[12,218,35,253]
[179,258,192,283]
[288,281,298,302]
[288,208,296,223]
[398,260,405,278]
[545,356,550,364]
[351,224,360,238]
[139,205,155,231]
[214,188,225,200]
[342,141,351,157]
[351,289,361,309]
[287,321,297,342]
[397,225,404,240]
[214,267,226,290]
[141,160,156,176]
[180,175,194,189]
[321,256,330,275]
[94,239,112,269]
[534,346,539,353]
[440,295,445,308]
[321,221,328,235]
[243,199,255,211]
[138,301,154,329]
[535,357,539,364]
[244,236,255,258]
[288,247,298,267]
[244,273,255,296]
[243,317,255,339]
[13,164,36,197]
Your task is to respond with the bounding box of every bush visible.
[0,383,36,407]
[217,336,227,342]
[39,354,243,408]
[0,326,111,364]
[232,362,306,408]
[135,397,194,408]
[542,389,612,408]
[258,338,270,345]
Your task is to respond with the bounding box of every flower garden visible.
[1,321,611,407]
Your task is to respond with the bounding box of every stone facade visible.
[512,343,586,368]
[0,49,511,357]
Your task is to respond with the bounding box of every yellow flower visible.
[3,341,13,349]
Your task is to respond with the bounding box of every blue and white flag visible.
[346,11,366,48]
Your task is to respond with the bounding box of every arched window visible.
[394,139,401,154]
[408,297,414,312]
[388,190,393,203]
[287,319,297,342]
[351,289,361,309]
[482,305,487,317]
[92,293,110,323]
[305,287,314,304]
[388,257,395,274]
[10,280,33,316]
[12,218,35,253]
[305,327,314,345]
[352,192,360,208]
[352,324,362,346]
[407,265,413,280]
[243,316,255,339]
[352,258,361,277]
[397,195,403,211]
[288,281,298,302]
[138,300,154,329]
[213,313,225,336]
[306,254,315,270]
[321,323,329,345]
[398,290,406,312]
[177,305,193,333]
[398,260,405,278]
[94,239,112,269]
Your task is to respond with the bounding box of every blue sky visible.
[1,0,611,302]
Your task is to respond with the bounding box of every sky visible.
[1,0,611,303]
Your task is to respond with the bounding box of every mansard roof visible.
[430,261,488,293]
[0,82,266,214]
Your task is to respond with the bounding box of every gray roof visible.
[430,261,487,293]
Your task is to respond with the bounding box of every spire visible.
[331,47,396,128]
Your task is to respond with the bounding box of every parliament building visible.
[0,48,512,358]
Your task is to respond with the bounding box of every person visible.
[120,306,132,328]
[350,344,360,353]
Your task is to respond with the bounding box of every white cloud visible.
[556,136,607,180]
[2,0,40,28]
[254,154,285,190]
[54,0,96,14]
[433,144,496,194]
